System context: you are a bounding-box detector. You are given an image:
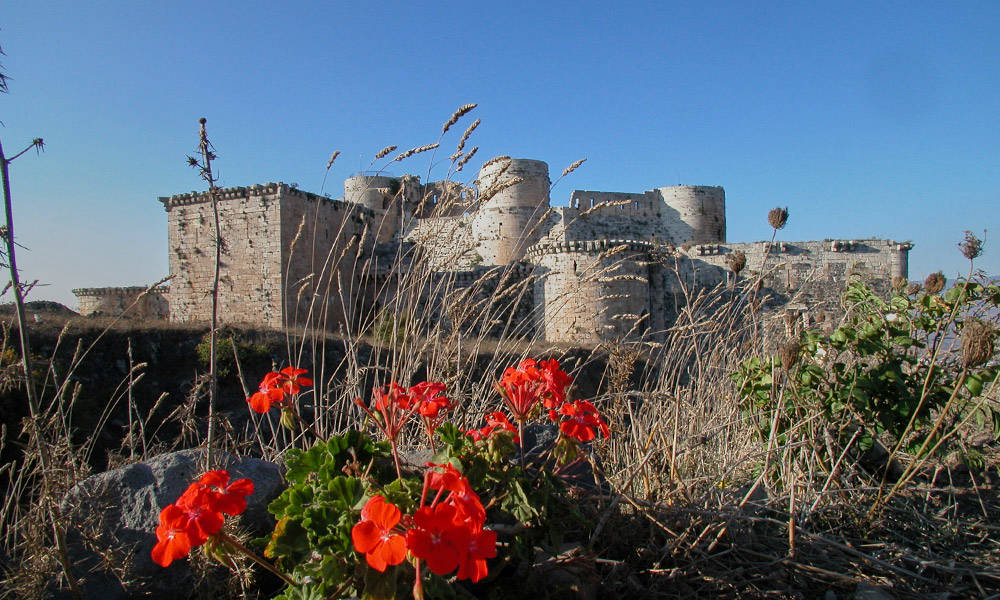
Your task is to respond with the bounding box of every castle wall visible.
[73,286,169,319]
[162,185,285,327]
[404,216,480,270]
[667,238,910,328]
[528,240,653,344]
[279,187,374,331]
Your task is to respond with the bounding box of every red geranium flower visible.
[538,359,572,409]
[174,484,225,543]
[495,358,572,422]
[151,469,254,568]
[453,525,498,583]
[351,496,407,572]
[247,372,285,413]
[151,504,194,567]
[426,464,486,526]
[194,470,255,516]
[275,367,313,395]
[467,411,519,444]
[555,399,610,442]
[405,503,462,576]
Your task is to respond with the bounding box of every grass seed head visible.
[375,145,397,160]
[326,150,341,170]
[442,103,477,134]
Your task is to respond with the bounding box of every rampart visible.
[73,286,169,319]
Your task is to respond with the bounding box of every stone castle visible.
[75,157,913,343]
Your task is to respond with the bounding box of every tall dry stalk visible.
[187,118,222,467]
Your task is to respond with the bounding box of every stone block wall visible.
[162,183,373,329]
[73,286,169,319]
[278,187,374,332]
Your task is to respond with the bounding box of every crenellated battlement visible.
[525,238,655,260]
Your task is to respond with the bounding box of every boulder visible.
[54,448,283,600]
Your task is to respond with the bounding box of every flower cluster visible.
[494,358,571,422]
[151,470,254,567]
[356,381,450,474]
[247,367,313,413]
[351,464,496,582]
[475,358,610,446]
[467,411,518,443]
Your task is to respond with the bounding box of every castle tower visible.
[658,185,726,245]
[892,242,913,281]
[345,174,403,243]
[527,240,653,343]
[472,158,550,265]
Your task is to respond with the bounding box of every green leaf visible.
[965,373,984,397]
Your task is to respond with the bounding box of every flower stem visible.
[219,532,297,587]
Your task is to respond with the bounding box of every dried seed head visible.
[958,230,983,261]
[778,340,802,369]
[892,276,907,291]
[442,103,477,134]
[453,118,480,157]
[326,150,340,170]
[725,250,747,274]
[924,271,946,294]
[374,145,397,160]
[961,319,997,368]
[561,159,587,177]
[768,206,789,230]
[393,143,439,162]
[456,146,478,172]
[906,282,921,296]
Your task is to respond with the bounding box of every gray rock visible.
[854,581,894,600]
[54,448,283,600]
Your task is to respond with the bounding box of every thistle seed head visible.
[958,230,984,261]
[725,250,747,274]
[778,339,802,370]
[961,319,997,368]
[768,206,789,230]
[906,282,921,296]
[924,271,946,294]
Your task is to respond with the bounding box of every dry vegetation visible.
[0,107,998,599]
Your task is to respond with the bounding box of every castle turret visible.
[472,158,550,264]
[527,239,653,343]
[658,185,726,245]
[345,174,403,242]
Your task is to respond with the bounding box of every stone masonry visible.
[78,157,912,344]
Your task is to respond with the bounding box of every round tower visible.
[658,185,726,245]
[345,174,401,242]
[471,158,550,265]
[527,240,653,343]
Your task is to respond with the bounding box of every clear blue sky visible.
[2,1,998,308]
